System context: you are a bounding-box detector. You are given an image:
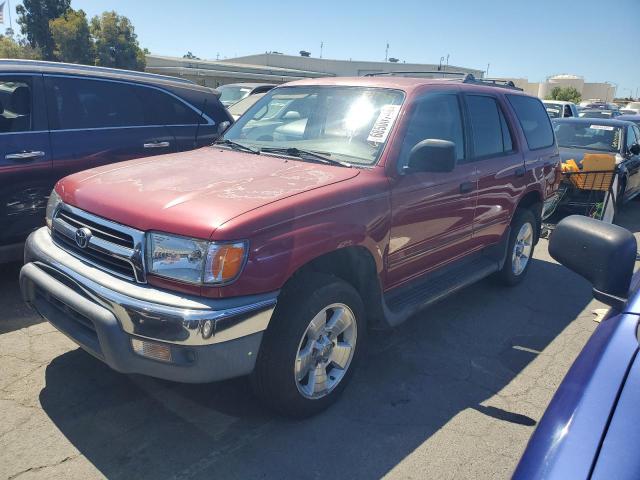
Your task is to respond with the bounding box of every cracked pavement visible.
[1,209,638,480]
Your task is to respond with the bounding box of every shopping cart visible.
[541,167,618,238]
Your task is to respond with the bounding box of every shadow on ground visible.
[0,261,42,334]
[38,254,594,479]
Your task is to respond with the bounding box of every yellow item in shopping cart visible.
[570,153,616,191]
[561,159,580,173]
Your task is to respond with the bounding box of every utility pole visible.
[445,54,449,71]
[320,41,323,59]
[385,43,389,62]
[486,63,490,78]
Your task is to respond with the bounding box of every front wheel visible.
[495,209,536,286]
[250,273,365,418]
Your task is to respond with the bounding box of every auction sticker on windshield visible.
[368,105,401,144]
[590,125,615,130]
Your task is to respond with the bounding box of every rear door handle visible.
[460,181,474,194]
[515,167,526,177]
[143,141,170,149]
[5,151,46,161]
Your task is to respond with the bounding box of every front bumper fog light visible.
[131,338,172,363]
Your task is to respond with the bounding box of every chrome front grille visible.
[51,204,146,283]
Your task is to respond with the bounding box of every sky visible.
[5,0,640,97]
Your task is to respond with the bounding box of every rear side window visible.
[46,76,145,130]
[0,77,32,133]
[507,95,555,150]
[466,95,513,157]
[136,87,203,125]
[401,93,465,164]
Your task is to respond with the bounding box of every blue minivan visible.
[0,59,232,263]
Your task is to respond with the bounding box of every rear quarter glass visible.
[507,95,555,150]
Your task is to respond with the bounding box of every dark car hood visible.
[559,147,619,163]
[57,147,360,239]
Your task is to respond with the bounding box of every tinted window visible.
[401,94,465,163]
[507,95,554,150]
[467,95,513,157]
[627,126,637,149]
[137,87,203,125]
[0,77,32,133]
[46,77,145,129]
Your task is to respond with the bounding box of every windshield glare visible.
[554,122,621,152]
[223,86,405,166]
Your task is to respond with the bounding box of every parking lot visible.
[0,209,637,480]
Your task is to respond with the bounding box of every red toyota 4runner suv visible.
[20,75,559,417]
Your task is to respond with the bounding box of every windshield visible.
[544,103,563,119]
[579,110,617,119]
[223,86,405,166]
[627,102,640,109]
[228,93,265,119]
[218,85,252,106]
[554,122,622,152]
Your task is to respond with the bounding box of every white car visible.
[543,100,579,119]
[624,102,640,114]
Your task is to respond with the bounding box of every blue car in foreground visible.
[514,215,638,479]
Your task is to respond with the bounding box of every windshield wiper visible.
[260,147,351,168]
[213,139,260,155]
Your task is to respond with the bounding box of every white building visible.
[145,53,484,88]
[499,74,616,102]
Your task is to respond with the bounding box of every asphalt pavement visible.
[1,208,639,480]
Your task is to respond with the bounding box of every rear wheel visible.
[496,209,536,286]
[250,273,365,418]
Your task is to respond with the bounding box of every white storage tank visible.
[538,74,585,98]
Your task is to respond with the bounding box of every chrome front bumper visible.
[20,227,278,383]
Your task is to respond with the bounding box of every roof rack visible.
[364,70,468,78]
[463,75,523,91]
[363,71,523,91]
[0,59,196,85]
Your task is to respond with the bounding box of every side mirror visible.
[549,215,637,309]
[630,143,640,155]
[406,139,457,173]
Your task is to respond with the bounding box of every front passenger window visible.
[400,94,465,167]
[0,78,32,133]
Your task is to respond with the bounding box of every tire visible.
[250,273,366,418]
[495,208,537,286]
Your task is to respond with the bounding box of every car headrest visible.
[11,86,31,115]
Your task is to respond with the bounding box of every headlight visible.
[45,189,62,229]
[146,232,247,285]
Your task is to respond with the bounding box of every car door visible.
[623,125,640,198]
[0,73,53,249]
[44,75,177,181]
[464,93,525,248]
[387,90,477,288]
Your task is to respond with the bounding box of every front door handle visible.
[460,181,474,194]
[5,151,46,161]
[143,141,170,149]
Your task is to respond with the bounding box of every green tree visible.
[183,51,200,60]
[16,0,71,60]
[547,86,582,104]
[49,9,93,64]
[0,34,42,59]
[90,11,146,71]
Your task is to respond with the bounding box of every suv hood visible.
[57,147,360,239]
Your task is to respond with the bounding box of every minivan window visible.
[46,76,145,130]
[507,95,555,150]
[0,78,32,133]
[136,87,203,125]
[467,95,513,157]
[400,93,465,165]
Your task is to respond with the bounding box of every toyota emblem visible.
[75,227,92,249]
